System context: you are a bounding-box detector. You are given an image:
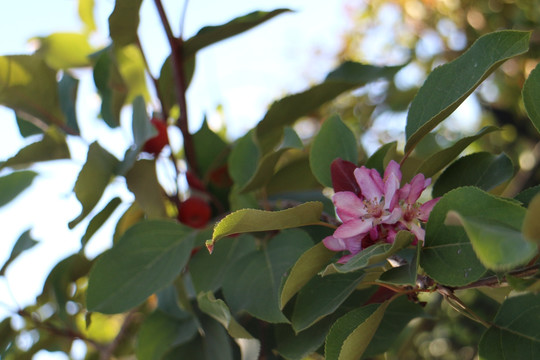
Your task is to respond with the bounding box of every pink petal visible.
[409,223,425,242]
[337,254,354,264]
[381,207,402,224]
[407,174,427,204]
[383,160,402,183]
[354,167,383,202]
[418,197,440,222]
[334,218,373,239]
[383,171,401,210]
[333,191,367,221]
[323,235,347,251]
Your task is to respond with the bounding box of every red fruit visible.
[209,165,233,188]
[185,171,206,192]
[177,197,212,229]
[142,118,169,156]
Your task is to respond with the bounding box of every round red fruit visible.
[177,197,212,229]
[142,118,169,156]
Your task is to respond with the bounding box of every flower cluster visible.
[323,160,439,263]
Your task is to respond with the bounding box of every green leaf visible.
[364,141,397,175]
[15,112,43,137]
[267,155,322,195]
[445,210,537,271]
[190,234,257,294]
[158,54,196,113]
[193,120,228,177]
[479,293,540,360]
[515,185,540,207]
[69,142,119,228]
[228,130,260,189]
[0,170,37,208]
[327,231,414,274]
[0,55,65,126]
[125,159,168,218]
[0,229,39,276]
[131,96,155,148]
[81,197,122,248]
[92,47,126,127]
[523,193,540,244]
[275,317,335,360]
[87,220,195,314]
[291,272,366,332]
[1,126,70,169]
[432,152,513,198]
[523,62,540,134]
[197,292,261,360]
[222,229,313,323]
[115,44,149,103]
[256,62,402,153]
[58,72,80,134]
[416,126,499,178]
[422,187,519,286]
[78,0,96,33]
[183,9,291,58]
[206,201,323,251]
[310,115,358,187]
[280,242,336,309]
[325,300,392,360]
[405,30,530,153]
[34,32,93,69]
[136,310,198,360]
[108,0,143,47]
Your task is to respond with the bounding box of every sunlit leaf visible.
[310,115,358,187]
[206,201,323,251]
[87,220,195,314]
[523,193,540,244]
[115,44,149,103]
[125,159,168,219]
[69,142,119,228]
[0,229,39,276]
[34,32,93,69]
[479,293,540,359]
[523,62,540,134]
[405,30,530,153]
[0,55,65,127]
[222,229,313,323]
[0,170,37,208]
[78,0,96,33]
[108,0,143,47]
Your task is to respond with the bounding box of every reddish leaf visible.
[330,158,359,194]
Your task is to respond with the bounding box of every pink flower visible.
[323,160,439,263]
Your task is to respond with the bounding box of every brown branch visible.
[153,0,199,175]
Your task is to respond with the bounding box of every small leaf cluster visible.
[1,2,540,360]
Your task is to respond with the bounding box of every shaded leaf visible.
[275,317,335,360]
[267,155,322,195]
[125,159,168,218]
[432,152,513,198]
[405,30,530,153]
[87,220,195,314]
[35,32,93,69]
[515,185,540,207]
[81,197,122,248]
[523,193,540,244]
[15,112,43,137]
[0,229,39,276]
[108,0,143,47]
[0,55,65,126]
[193,120,228,177]
[158,54,196,113]
[416,126,499,178]
[58,72,80,134]
[207,201,323,251]
[69,142,119,228]
[0,170,37,208]
[364,141,397,175]
[228,130,260,189]
[523,62,540,134]
[222,229,313,323]
[310,115,358,187]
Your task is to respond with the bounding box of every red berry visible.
[142,118,169,156]
[185,171,206,192]
[209,165,233,188]
[177,197,212,229]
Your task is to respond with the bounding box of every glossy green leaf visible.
[0,55,65,126]
[2,126,70,169]
[275,317,335,360]
[291,271,366,332]
[257,62,402,153]
[92,47,126,127]
[108,0,143,47]
[280,242,336,309]
[523,62,540,134]
[125,159,168,218]
[405,30,530,153]
[0,170,37,208]
[515,185,540,207]
[183,9,291,58]
[0,229,39,276]
[78,0,96,33]
[222,229,313,323]
[422,187,518,286]
[158,54,196,113]
[81,197,122,248]
[190,234,257,294]
[228,130,260,189]
[69,142,119,228]
[523,193,540,244]
[136,310,198,360]
[197,292,261,360]
[445,210,537,271]
[325,300,391,360]
[58,72,80,134]
[364,141,397,175]
[432,152,513,198]
[327,231,413,274]
[193,120,228,177]
[35,32,93,69]
[87,220,195,314]
[479,293,540,360]
[416,126,499,178]
[207,201,323,251]
[310,115,358,187]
